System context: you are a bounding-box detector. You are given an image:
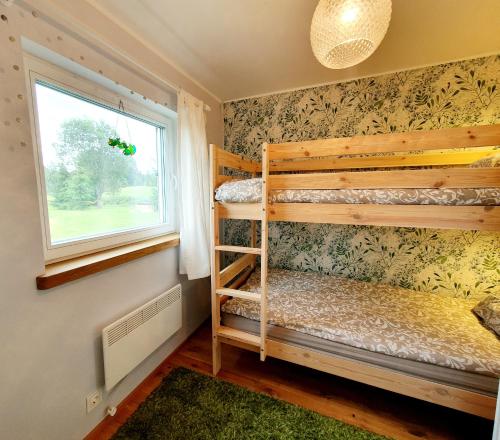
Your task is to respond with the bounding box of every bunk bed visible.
[209,124,500,420]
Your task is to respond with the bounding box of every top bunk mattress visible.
[221,268,500,377]
[215,177,500,205]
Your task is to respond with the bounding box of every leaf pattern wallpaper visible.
[222,55,500,301]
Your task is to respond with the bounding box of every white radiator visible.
[102,284,182,390]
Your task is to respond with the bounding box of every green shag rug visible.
[111,367,389,440]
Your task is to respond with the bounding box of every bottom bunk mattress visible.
[215,177,500,205]
[221,268,500,393]
[221,313,498,395]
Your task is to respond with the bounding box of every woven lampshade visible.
[310,0,392,69]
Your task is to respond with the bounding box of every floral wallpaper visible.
[223,55,500,301]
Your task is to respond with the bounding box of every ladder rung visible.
[217,326,260,346]
[216,288,260,302]
[215,245,261,255]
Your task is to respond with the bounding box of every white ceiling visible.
[87,0,500,102]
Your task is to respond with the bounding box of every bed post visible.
[210,144,222,375]
[250,165,257,270]
[260,142,270,361]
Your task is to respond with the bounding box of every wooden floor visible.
[86,320,494,440]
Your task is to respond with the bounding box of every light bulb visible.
[341,6,358,23]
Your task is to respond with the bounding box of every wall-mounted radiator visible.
[102,284,182,390]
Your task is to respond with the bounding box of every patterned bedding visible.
[215,177,500,205]
[221,268,500,376]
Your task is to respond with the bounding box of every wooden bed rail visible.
[269,148,498,172]
[268,204,500,231]
[268,124,500,161]
[211,144,261,186]
[269,168,499,190]
[220,253,256,286]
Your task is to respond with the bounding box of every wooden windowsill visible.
[36,234,180,290]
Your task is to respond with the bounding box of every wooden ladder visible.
[210,143,269,375]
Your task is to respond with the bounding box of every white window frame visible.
[24,55,177,262]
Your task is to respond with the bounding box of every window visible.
[26,56,176,261]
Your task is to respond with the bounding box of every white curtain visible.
[177,90,211,280]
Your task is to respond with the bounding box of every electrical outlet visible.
[86,390,102,413]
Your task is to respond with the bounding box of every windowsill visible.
[36,233,180,290]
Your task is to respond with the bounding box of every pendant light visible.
[310,0,392,69]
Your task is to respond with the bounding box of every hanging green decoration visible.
[108,100,137,156]
[108,137,137,156]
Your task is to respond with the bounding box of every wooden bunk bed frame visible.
[210,124,500,420]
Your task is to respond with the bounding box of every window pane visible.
[35,82,163,244]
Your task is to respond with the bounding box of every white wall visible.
[0,1,221,439]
